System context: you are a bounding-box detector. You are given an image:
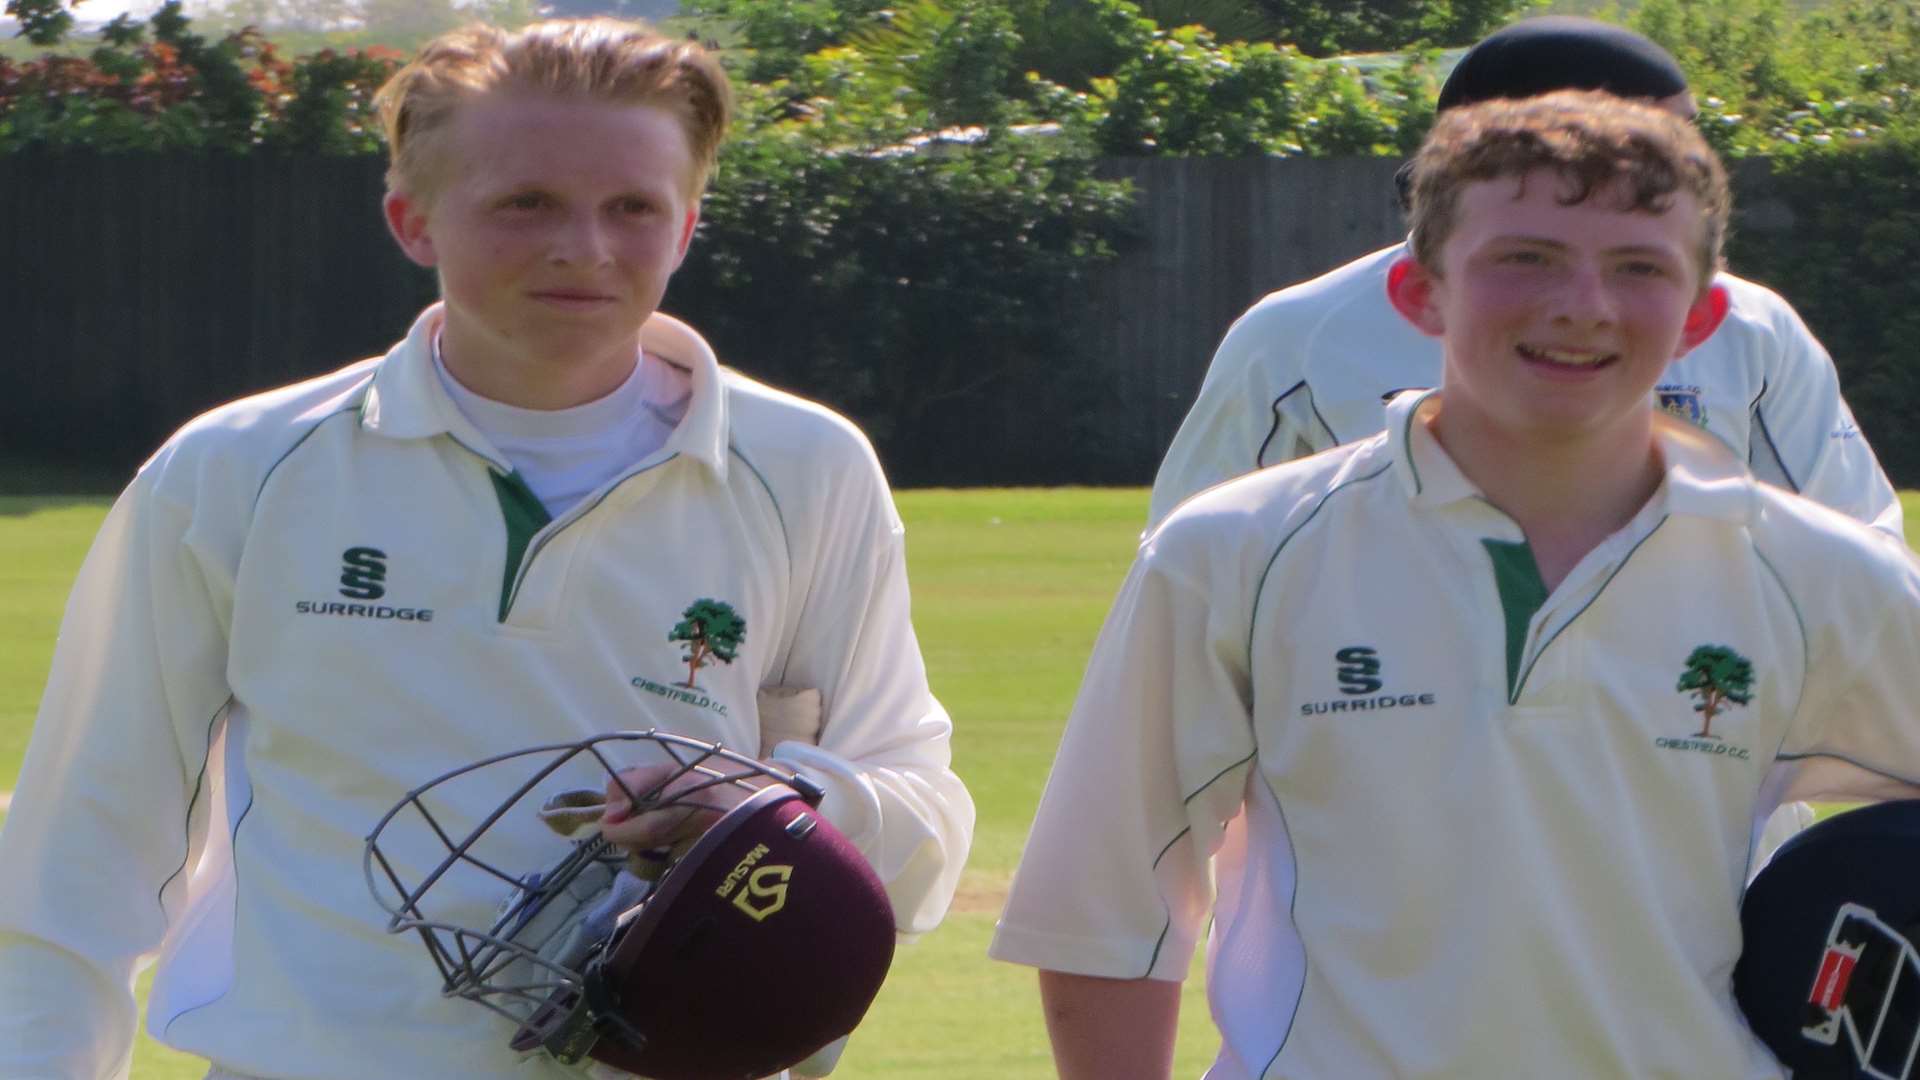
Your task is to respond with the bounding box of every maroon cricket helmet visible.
[365,730,897,1079]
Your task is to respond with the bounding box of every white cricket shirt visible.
[0,305,974,1080]
[996,391,1920,1079]
[1147,243,1902,538]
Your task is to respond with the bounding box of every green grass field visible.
[5,488,1916,1078]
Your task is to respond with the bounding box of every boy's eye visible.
[1497,250,1545,265]
[1620,260,1669,277]
[501,193,548,211]
[614,196,654,215]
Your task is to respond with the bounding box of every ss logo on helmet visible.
[733,865,792,922]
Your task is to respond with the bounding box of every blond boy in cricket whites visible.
[0,20,971,1079]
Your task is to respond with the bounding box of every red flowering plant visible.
[1,0,397,152]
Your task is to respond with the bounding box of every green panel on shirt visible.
[1483,538,1548,701]
[490,469,552,621]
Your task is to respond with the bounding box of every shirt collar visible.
[359,304,730,478]
[1385,388,1757,525]
[638,311,729,478]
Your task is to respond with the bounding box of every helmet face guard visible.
[365,730,896,1080]
[1737,800,1920,1080]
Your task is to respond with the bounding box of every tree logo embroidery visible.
[668,598,746,690]
[1676,644,1755,739]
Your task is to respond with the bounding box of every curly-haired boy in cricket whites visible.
[994,91,1920,1079]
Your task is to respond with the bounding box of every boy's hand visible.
[597,761,787,851]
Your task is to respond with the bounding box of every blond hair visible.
[1405,89,1729,290]
[373,19,731,203]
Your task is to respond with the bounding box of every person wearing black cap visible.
[1435,14,1690,110]
[1144,14,1896,886]
[1148,16,1898,542]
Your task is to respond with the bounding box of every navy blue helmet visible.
[1737,800,1920,1079]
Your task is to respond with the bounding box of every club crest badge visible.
[1655,644,1756,760]
[1657,385,1707,428]
[630,598,745,717]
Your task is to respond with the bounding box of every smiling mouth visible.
[1518,343,1618,369]
[530,291,617,311]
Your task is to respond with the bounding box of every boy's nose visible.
[1551,263,1617,327]
[549,215,613,266]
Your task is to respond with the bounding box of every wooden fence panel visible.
[1,153,1788,486]
[1083,156,1408,474]
[2,155,435,477]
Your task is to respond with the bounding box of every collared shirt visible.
[1147,243,1902,539]
[430,332,690,518]
[996,391,1920,1079]
[0,305,973,1080]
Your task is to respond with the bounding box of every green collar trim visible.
[490,469,552,621]
[1482,538,1548,701]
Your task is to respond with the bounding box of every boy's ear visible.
[671,204,700,270]
[383,191,438,269]
[1386,256,1445,338]
[1675,282,1731,357]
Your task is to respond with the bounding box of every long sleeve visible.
[1779,524,1920,797]
[0,458,235,1079]
[1143,246,1422,533]
[1147,307,1316,531]
[765,448,973,938]
[1740,278,1903,538]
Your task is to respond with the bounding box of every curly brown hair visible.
[1405,89,1729,290]
[372,19,731,206]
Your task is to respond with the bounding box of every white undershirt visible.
[432,337,692,517]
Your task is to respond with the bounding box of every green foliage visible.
[677,87,1138,482]
[6,0,72,47]
[662,5,1139,481]
[9,0,1920,483]
[1134,0,1276,42]
[685,0,897,83]
[1633,0,1920,158]
[1090,26,1310,154]
[1077,23,1436,155]
[262,45,402,154]
[1729,121,1920,488]
[0,1,403,152]
[1250,0,1540,56]
[995,0,1158,90]
[841,0,1024,126]
[1631,0,1920,483]
[703,0,1437,144]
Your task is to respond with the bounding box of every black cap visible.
[1398,18,1692,211]
[1437,16,1688,113]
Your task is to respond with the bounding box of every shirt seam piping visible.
[1256,381,1309,468]
[1510,515,1671,704]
